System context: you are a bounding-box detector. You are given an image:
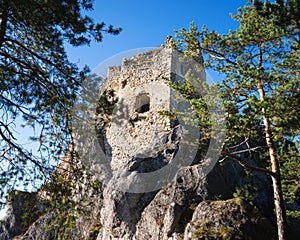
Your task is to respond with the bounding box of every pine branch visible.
[199,46,237,66]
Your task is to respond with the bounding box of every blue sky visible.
[66,0,248,70]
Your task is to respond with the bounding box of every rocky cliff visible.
[0,160,279,240]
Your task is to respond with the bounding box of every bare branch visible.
[199,46,237,66]
[228,137,249,149]
[0,120,17,140]
[4,37,72,77]
[0,146,11,158]
[229,146,266,155]
[0,128,48,174]
[224,152,276,177]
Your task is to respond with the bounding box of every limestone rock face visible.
[0,162,276,240]
[183,199,276,240]
[133,161,274,240]
[18,212,57,240]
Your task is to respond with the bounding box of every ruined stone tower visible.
[99,46,200,172]
[95,44,204,240]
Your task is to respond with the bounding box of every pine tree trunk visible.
[257,82,287,240]
[271,172,287,240]
[0,9,8,48]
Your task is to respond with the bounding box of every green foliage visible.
[45,173,79,239]
[6,190,43,233]
[96,89,118,117]
[88,221,102,240]
[192,198,271,240]
[20,200,42,232]
[286,210,300,219]
[173,21,203,63]
[174,2,300,197]
[232,168,261,205]
[252,0,300,44]
[192,221,243,240]
[233,186,255,204]
[278,141,300,203]
[157,110,176,118]
[0,0,121,205]
[42,162,102,240]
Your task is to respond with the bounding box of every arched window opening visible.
[135,94,150,113]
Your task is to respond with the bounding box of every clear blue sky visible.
[66,0,248,70]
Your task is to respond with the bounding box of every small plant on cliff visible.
[193,223,243,240]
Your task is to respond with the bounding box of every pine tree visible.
[174,3,300,239]
[0,0,121,202]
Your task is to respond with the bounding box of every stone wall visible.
[102,47,176,171]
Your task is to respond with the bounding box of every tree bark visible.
[0,9,8,48]
[257,82,287,240]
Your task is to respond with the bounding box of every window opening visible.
[135,94,150,113]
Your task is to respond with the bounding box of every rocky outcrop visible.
[0,191,42,240]
[183,198,276,240]
[133,161,274,240]
[0,159,277,240]
[18,212,57,240]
